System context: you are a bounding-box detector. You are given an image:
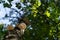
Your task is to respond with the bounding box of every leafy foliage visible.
[0,0,60,40]
[0,24,7,40]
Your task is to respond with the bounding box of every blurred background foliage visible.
[0,24,7,40]
[0,0,60,40]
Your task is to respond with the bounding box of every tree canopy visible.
[0,0,60,40]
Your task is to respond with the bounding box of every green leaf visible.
[36,0,41,7]
[33,13,37,17]
[3,3,12,8]
[44,11,50,17]
[20,0,24,2]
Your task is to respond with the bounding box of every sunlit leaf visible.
[44,11,50,17]
[31,0,41,9]
[49,30,53,36]
[36,0,41,7]
[32,6,36,9]
[20,0,24,2]
[33,13,37,17]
